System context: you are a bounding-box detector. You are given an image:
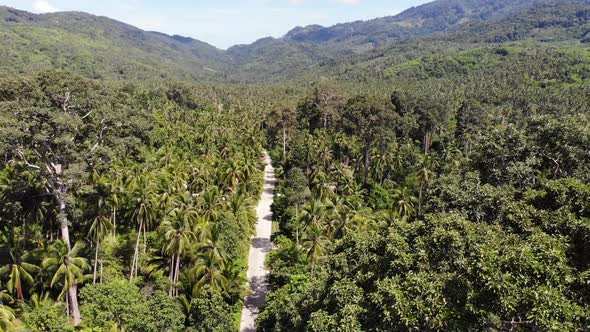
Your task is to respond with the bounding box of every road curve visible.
[240,152,275,332]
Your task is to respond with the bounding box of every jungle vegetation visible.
[0,0,589,331]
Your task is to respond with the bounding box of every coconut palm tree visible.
[42,240,89,324]
[0,236,39,300]
[240,149,263,185]
[106,167,125,238]
[0,304,15,332]
[160,204,198,296]
[0,256,38,301]
[415,154,437,216]
[326,201,355,240]
[88,198,113,284]
[392,187,417,219]
[309,169,334,200]
[0,290,16,331]
[197,223,227,262]
[222,260,247,304]
[198,187,223,223]
[221,159,245,192]
[190,253,228,295]
[302,223,327,277]
[299,200,325,230]
[126,169,158,281]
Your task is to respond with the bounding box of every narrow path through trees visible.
[240,152,276,332]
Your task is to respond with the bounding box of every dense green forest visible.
[0,72,284,331]
[258,47,590,331]
[0,0,589,331]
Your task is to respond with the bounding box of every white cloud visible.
[32,0,59,13]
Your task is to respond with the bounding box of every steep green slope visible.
[229,0,590,81]
[0,6,231,80]
[321,0,590,83]
[1,0,589,82]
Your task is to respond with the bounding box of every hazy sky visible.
[1,0,432,49]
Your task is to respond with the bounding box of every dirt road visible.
[239,152,275,332]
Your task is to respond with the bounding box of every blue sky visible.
[1,0,432,49]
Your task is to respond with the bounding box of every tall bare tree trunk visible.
[68,281,81,325]
[66,292,69,318]
[363,147,370,185]
[174,255,181,297]
[58,191,71,251]
[93,240,99,284]
[168,255,175,296]
[130,221,142,282]
[142,222,147,254]
[57,184,81,325]
[423,132,432,155]
[418,183,424,216]
[112,208,116,238]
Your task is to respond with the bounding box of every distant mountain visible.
[1,0,589,82]
[228,0,590,80]
[0,6,231,80]
[282,0,542,46]
[450,0,590,43]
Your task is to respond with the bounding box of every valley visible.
[0,0,589,331]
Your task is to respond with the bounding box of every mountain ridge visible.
[1,0,589,82]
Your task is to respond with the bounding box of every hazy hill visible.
[1,0,589,82]
[229,0,590,80]
[0,6,231,80]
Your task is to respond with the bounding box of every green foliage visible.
[2,0,590,82]
[0,71,269,329]
[80,281,147,330]
[188,288,234,332]
[144,291,185,332]
[80,281,183,332]
[23,301,74,332]
[2,0,590,330]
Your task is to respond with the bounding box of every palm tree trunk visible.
[168,255,175,296]
[99,259,103,283]
[363,147,370,185]
[68,281,81,325]
[93,240,99,284]
[16,277,23,300]
[112,207,116,238]
[423,132,432,155]
[66,291,69,318]
[57,190,71,250]
[174,255,181,297]
[418,183,423,216]
[57,184,81,325]
[130,221,142,282]
[142,221,147,254]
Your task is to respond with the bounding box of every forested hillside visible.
[0,7,231,80]
[2,0,590,82]
[0,0,589,331]
[259,44,590,331]
[0,72,286,330]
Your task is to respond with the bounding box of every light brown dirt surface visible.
[240,152,275,332]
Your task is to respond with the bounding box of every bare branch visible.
[81,110,94,120]
[16,149,41,170]
[90,119,109,153]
